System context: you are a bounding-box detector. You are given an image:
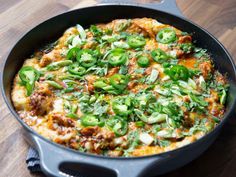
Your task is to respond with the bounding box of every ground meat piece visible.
[210,90,219,103]
[128,57,137,74]
[215,71,227,85]
[69,138,80,149]
[144,66,153,75]
[30,83,53,115]
[205,90,225,117]
[39,52,53,67]
[96,128,115,141]
[178,35,192,44]
[199,61,213,79]
[87,84,94,93]
[49,113,75,129]
[86,31,93,38]
[80,126,100,136]
[39,49,62,67]
[130,84,148,94]
[182,95,190,102]
[85,75,98,93]
[183,113,194,127]
[107,67,119,76]
[46,113,76,144]
[175,49,185,58]
[127,81,137,90]
[79,127,115,154]
[129,57,136,65]
[209,103,225,117]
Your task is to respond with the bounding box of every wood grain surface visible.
[0,0,235,177]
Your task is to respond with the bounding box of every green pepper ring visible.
[127,35,146,48]
[107,48,128,66]
[19,66,40,96]
[151,48,169,63]
[110,74,129,90]
[19,66,40,84]
[66,47,80,60]
[81,114,105,127]
[156,28,177,44]
[137,55,150,67]
[68,63,86,76]
[166,65,190,81]
[76,49,97,68]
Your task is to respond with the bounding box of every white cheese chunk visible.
[139,133,154,145]
[53,98,64,113]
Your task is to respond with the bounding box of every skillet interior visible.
[1,4,236,176]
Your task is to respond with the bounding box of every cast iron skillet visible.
[1,0,236,177]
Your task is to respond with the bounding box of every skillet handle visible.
[31,134,166,177]
[98,0,184,17]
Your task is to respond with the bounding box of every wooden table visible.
[0,0,235,177]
